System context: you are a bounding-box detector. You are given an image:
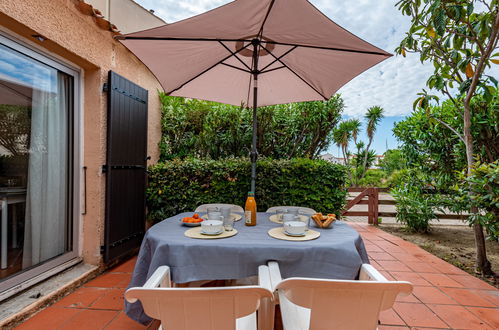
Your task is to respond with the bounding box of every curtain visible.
[23,72,69,268]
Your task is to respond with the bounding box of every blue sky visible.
[133,0,498,155]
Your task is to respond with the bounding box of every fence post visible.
[367,188,373,225]
[372,187,379,226]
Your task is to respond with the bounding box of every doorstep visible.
[0,261,99,328]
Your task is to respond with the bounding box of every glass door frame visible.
[0,32,81,300]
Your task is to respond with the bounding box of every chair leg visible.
[258,297,275,330]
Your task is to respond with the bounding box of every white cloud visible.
[134,0,498,118]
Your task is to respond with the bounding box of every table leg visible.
[1,198,7,269]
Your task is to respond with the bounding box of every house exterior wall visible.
[0,0,163,266]
[86,0,166,33]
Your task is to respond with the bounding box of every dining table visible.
[125,212,369,324]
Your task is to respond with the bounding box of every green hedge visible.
[146,158,347,223]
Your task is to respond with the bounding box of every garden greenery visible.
[392,170,442,232]
[146,158,347,223]
[159,94,344,161]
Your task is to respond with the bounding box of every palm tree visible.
[360,106,384,179]
[350,119,362,145]
[333,121,351,165]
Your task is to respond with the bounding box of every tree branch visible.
[430,115,466,144]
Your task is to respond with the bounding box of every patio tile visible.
[389,271,432,286]
[109,257,137,273]
[58,309,119,329]
[419,273,464,288]
[428,304,490,329]
[90,288,126,310]
[368,252,397,261]
[366,244,384,253]
[477,290,499,306]
[104,311,147,329]
[53,287,108,308]
[379,270,396,281]
[395,293,419,303]
[370,260,383,270]
[466,307,499,328]
[360,233,386,241]
[377,327,410,330]
[428,260,468,275]
[388,252,422,262]
[405,262,440,273]
[379,308,406,326]
[447,274,497,290]
[376,260,412,272]
[393,302,448,328]
[412,286,458,305]
[439,287,496,307]
[16,307,80,330]
[84,272,132,288]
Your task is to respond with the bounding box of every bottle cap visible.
[248,191,255,197]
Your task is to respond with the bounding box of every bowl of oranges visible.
[182,213,204,227]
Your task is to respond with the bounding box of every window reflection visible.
[0,43,72,281]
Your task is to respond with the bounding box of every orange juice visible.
[244,192,257,226]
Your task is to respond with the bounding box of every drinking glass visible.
[223,215,234,231]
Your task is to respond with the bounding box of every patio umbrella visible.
[119,0,391,192]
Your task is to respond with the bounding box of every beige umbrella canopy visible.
[120,0,391,191]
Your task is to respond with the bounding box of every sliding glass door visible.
[0,34,79,297]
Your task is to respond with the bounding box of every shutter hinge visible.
[102,82,109,93]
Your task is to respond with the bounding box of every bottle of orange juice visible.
[245,191,257,226]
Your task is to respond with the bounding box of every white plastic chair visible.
[195,204,244,213]
[267,261,413,330]
[266,206,316,215]
[125,265,274,330]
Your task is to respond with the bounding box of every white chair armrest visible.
[143,265,171,288]
[359,264,387,282]
[258,265,272,292]
[267,261,283,292]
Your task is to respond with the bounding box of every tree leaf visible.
[427,27,436,38]
[465,63,474,78]
[491,59,499,65]
[433,9,446,36]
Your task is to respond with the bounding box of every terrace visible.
[14,222,499,329]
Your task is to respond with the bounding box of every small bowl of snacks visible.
[182,213,204,227]
[311,213,336,229]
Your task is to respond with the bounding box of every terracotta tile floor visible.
[15,223,499,329]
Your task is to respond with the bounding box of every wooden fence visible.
[342,187,468,225]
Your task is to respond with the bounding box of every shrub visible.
[158,94,344,161]
[392,171,440,232]
[385,169,410,189]
[356,169,387,187]
[147,158,347,223]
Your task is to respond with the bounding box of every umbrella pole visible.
[250,39,259,193]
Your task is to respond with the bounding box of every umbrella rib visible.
[260,65,286,74]
[257,0,276,37]
[260,44,328,100]
[122,37,390,56]
[218,41,252,71]
[166,41,253,95]
[259,45,297,72]
[269,41,390,56]
[221,62,252,73]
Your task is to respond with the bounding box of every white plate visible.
[201,230,224,236]
[201,213,242,222]
[284,231,306,237]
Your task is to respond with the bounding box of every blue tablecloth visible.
[126,212,369,324]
